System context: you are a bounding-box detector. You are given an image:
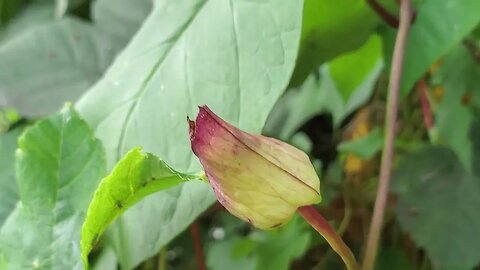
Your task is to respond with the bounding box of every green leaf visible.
[0,105,105,269]
[207,238,257,270]
[0,1,54,43]
[391,121,480,269]
[254,215,311,270]
[433,45,480,170]
[81,147,198,267]
[329,34,383,112]
[381,0,480,96]
[376,248,414,270]
[92,247,117,270]
[76,0,303,268]
[290,0,379,86]
[338,128,384,159]
[0,18,116,117]
[264,35,382,140]
[0,129,21,226]
[0,0,26,25]
[92,0,153,46]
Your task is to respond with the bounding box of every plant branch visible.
[190,221,207,270]
[361,1,413,270]
[366,0,399,28]
[298,205,359,270]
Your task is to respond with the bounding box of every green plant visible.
[1,0,480,270]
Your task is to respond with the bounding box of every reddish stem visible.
[362,1,413,269]
[190,221,207,270]
[366,0,399,28]
[298,205,359,270]
[417,79,433,130]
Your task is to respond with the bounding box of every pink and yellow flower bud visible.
[189,105,321,229]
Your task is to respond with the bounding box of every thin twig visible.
[366,0,399,28]
[361,1,413,270]
[190,221,207,270]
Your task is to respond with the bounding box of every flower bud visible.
[189,106,321,229]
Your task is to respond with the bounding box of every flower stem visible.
[298,205,359,270]
[362,1,413,270]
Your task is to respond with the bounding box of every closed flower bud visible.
[188,106,321,229]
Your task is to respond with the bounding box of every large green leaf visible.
[0,129,21,226]
[289,0,380,86]
[92,0,153,46]
[81,147,199,267]
[0,106,105,269]
[391,121,480,269]
[76,0,303,268]
[382,0,480,96]
[0,18,116,117]
[433,45,480,170]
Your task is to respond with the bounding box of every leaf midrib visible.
[115,0,209,161]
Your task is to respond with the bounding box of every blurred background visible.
[1,0,480,270]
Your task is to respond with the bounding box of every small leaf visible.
[0,105,105,270]
[80,147,199,268]
[338,128,384,159]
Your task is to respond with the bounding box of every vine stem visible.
[190,221,207,270]
[298,205,359,270]
[361,1,413,270]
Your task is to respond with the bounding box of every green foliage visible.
[81,147,199,267]
[0,0,480,269]
[382,0,480,96]
[0,1,54,42]
[433,45,480,170]
[92,0,153,45]
[391,121,480,269]
[0,18,116,117]
[0,105,105,269]
[264,34,382,140]
[338,128,384,159]
[207,215,311,270]
[76,0,303,268]
[290,0,380,86]
[0,129,21,226]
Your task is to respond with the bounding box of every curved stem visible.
[361,1,413,270]
[298,205,359,270]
